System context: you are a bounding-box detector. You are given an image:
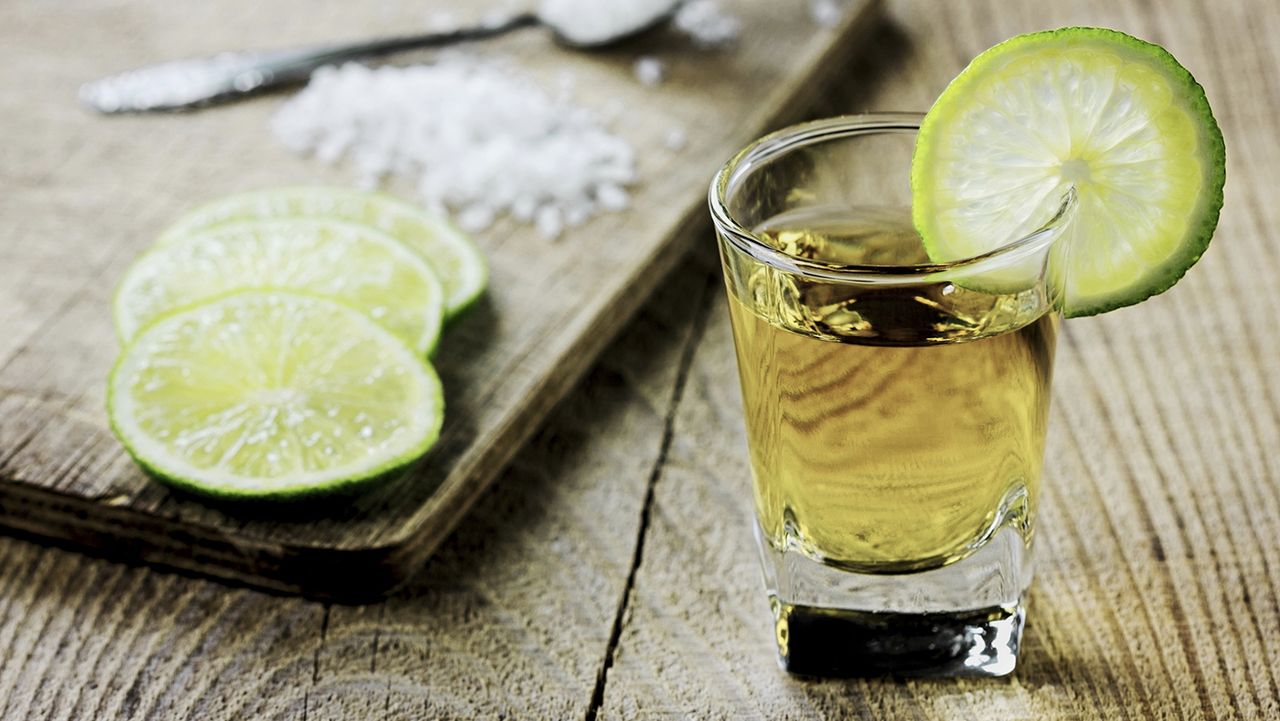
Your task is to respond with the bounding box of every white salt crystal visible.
[809,0,844,27]
[673,0,741,48]
[565,203,591,228]
[633,56,665,86]
[458,204,497,233]
[664,127,688,151]
[597,183,631,211]
[271,56,638,236]
[536,205,564,239]
[512,196,539,221]
[556,69,577,100]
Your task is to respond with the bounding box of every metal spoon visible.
[79,1,681,114]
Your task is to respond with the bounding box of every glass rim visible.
[708,112,1074,282]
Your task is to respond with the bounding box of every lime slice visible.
[115,219,445,355]
[108,291,444,499]
[912,27,1225,317]
[157,187,487,317]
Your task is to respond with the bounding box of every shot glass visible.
[708,114,1074,677]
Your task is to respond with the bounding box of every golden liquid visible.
[724,207,1057,573]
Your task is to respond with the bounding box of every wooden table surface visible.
[3,0,1278,718]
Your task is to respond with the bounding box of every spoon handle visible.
[79,13,539,114]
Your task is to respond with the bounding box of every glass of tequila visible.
[709,114,1075,677]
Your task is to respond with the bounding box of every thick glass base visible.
[757,522,1032,677]
[774,601,1024,677]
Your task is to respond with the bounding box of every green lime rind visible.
[156,187,488,318]
[115,218,446,357]
[108,290,444,501]
[912,27,1225,318]
[107,385,437,503]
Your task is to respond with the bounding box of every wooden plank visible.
[0,0,883,598]
[305,256,719,720]
[0,540,323,721]
[0,253,715,721]
[4,1,1277,719]
[598,0,1280,719]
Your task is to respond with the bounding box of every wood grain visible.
[0,251,717,721]
[0,0,882,598]
[2,1,1279,719]
[598,0,1280,719]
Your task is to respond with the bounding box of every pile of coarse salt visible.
[270,57,636,239]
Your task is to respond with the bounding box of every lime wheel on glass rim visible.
[911,27,1225,317]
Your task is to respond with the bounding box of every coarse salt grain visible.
[664,127,688,151]
[673,0,741,48]
[596,183,631,211]
[809,0,845,27]
[271,57,637,238]
[633,56,666,86]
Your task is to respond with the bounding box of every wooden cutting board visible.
[0,0,881,599]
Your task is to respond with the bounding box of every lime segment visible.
[108,291,444,499]
[912,27,1225,317]
[157,187,487,317]
[115,218,445,355]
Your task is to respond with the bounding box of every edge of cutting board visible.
[0,0,884,602]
